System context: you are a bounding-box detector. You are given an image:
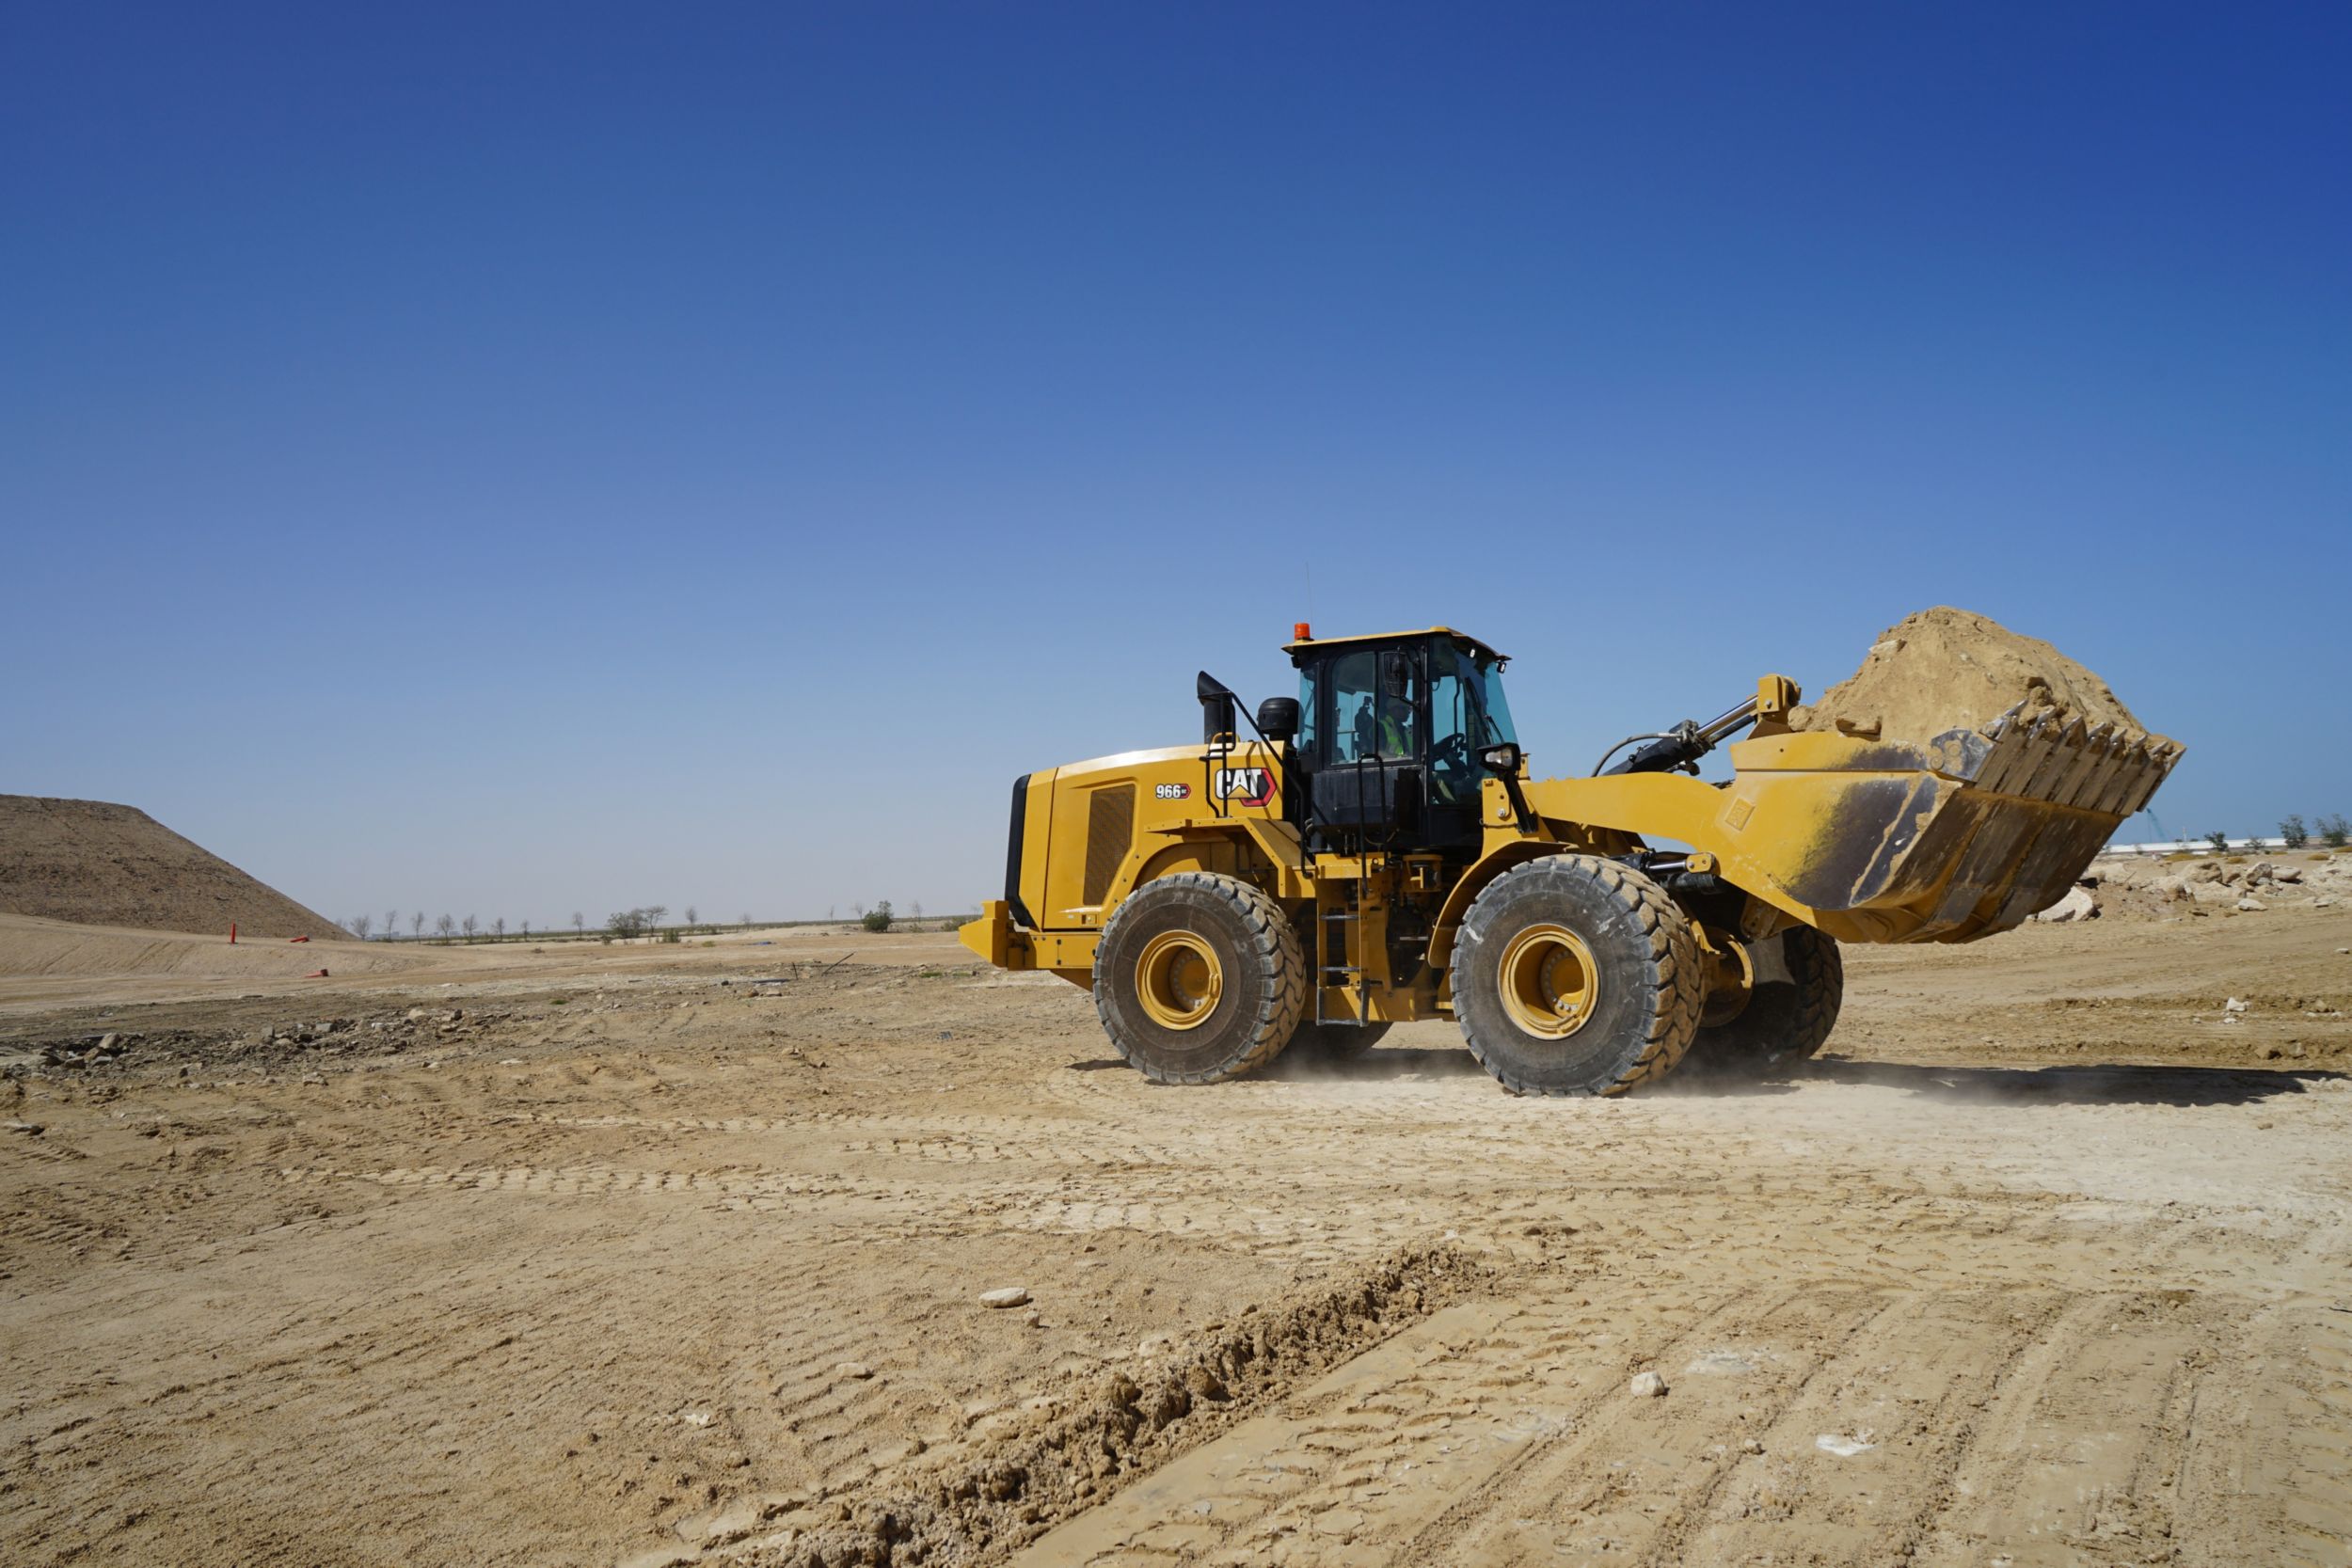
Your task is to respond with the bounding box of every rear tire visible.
[1094,873,1306,1084]
[1684,927,1843,1078]
[1454,855,1702,1096]
[1284,1020,1391,1063]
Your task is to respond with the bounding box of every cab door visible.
[1306,645,1427,838]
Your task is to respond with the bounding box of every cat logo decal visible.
[1213,768,1275,807]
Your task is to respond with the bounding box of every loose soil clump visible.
[1788,606,2150,746]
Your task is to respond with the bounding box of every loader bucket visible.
[1717,705,2183,943]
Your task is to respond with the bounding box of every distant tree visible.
[413,911,427,938]
[850,901,865,918]
[2204,831,2230,852]
[644,904,668,932]
[383,910,398,941]
[739,912,753,930]
[684,905,698,930]
[2321,814,2352,850]
[910,900,924,920]
[520,919,531,937]
[435,913,455,941]
[2281,815,2310,849]
[347,913,373,940]
[827,905,835,921]
[608,909,646,939]
[571,911,585,934]
[493,916,507,939]
[862,900,895,933]
[461,914,479,941]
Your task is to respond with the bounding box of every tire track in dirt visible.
[278,1163,866,1201]
[2280,1310,2352,1566]
[1001,1279,2304,1568]
[1008,1281,1877,1567]
[1892,1292,2212,1566]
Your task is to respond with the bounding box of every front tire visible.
[1094,873,1306,1084]
[1684,927,1843,1078]
[1454,855,1702,1096]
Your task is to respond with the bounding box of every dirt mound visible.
[0,796,347,940]
[1788,606,2149,745]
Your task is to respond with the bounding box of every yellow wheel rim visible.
[1136,930,1224,1031]
[1497,924,1600,1038]
[1698,930,1755,1029]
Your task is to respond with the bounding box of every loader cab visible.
[1283,626,1518,849]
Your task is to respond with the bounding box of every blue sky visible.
[5,2,2346,927]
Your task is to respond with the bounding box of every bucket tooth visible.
[2053,722,2114,809]
[2117,739,2181,816]
[2097,735,2159,816]
[2019,715,2088,800]
[1974,710,2042,795]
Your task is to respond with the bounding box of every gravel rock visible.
[1629,1370,1667,1398]
[978,1287,1031,1308]
[2034,886,2099,923]
[2235,898,2266,912]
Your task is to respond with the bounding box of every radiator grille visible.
[1084,786,1136,906]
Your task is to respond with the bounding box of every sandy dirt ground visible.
[4,908,2350,1568]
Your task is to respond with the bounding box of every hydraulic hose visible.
[1595,696,1761,776]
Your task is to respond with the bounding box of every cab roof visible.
[1282,626,1509,666]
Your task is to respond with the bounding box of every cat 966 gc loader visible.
[960,625,2180,1095]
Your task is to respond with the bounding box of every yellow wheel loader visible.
[960,626,2180,1094]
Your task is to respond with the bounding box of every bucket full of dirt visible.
[1720,609,2183,943]
[1784,607,2150,747]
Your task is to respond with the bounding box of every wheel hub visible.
[1135,930,1224,1031]
[1496,923,1600,1038]
[1697,928,1756,1028]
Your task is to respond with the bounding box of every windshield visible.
[1433,641,1516,752]
[1475,654,1518,745]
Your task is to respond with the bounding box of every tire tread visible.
[1094,872,1306,1085]
[1455,854,1703,1096]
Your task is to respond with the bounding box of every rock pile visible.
[2062,853,2352,921]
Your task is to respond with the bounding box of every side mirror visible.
[1479,743,1523,775]
[1255,697,1300,743]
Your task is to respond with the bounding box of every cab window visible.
[1315,648,1423,764]
[1325,651,1378,763]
